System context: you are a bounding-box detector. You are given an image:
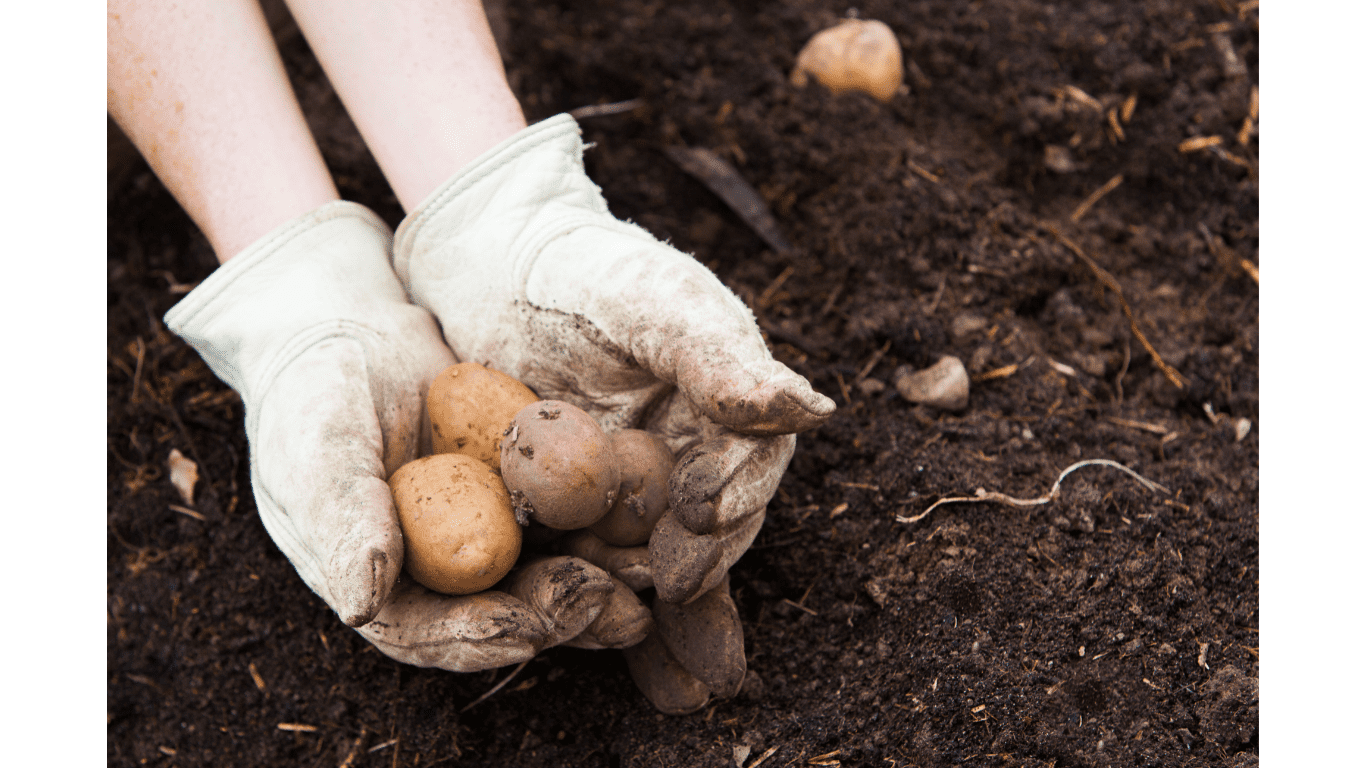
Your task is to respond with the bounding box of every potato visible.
[588,429,674,546]
[427,362,539,471]
[791,19,903,102]
[500,400,620,530]
[388,453,522,595]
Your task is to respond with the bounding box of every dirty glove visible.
[165,201,567,672]
[392,114,836,607]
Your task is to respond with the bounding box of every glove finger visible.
[561,577,653,650]
[501,556,615,646]
[654,574,746,698]
[558,530,654,592]
[524,228,835,436]
[622,629,711,715]
[650,507,765,604]
[356,578,545,672]
[254,339,417,627]
[669,432,795,534]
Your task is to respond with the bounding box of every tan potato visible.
[791,19,903,102]
[427,362,539,471]
[388,453,522,595]
[589,429,674,546]
[500,400,620,530]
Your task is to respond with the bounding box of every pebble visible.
[951,312,989,339]
[893,356,969,410]
[857,378,886,396]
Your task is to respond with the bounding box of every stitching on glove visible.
[165,201,388,334]
[245,319,386,436]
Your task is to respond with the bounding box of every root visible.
[895,459,1171,524]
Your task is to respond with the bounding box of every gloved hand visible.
[165,201,597,672]
[392,114,836,607]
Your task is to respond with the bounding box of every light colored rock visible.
[894,357,969,410]
[951,312,989,339]
[856,377,886,396]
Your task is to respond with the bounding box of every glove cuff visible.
[392,113,613,290]
[164,200,400,405]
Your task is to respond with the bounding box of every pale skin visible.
[107,0,527,263]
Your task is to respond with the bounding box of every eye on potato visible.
[589,429,674,546]
[500,400,621,530]
[427,362,539,471]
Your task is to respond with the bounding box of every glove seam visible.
[244,319,386,437]
[165,201,391,337]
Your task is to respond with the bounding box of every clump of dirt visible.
[108,0,1257,765]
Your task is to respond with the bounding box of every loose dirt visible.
[108,1,1258,765]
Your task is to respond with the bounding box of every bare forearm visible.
[107,0,337,262]
[284,0,526,211]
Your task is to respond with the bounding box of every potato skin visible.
[427,362,539,471]
[589,429,674,546]
[389,453,522,595]
[500,400,621,530]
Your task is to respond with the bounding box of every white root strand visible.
[895,459,1170,524]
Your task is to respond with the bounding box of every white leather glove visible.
[392,114,836,606]
[164,201,564,671]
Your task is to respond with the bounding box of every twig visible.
[1070,174,1124,222]
[923,275,947,316]
[1105,417,1169,435]
[460,659,531,713]
[170,504,206,521]
[895,459,1170,524]
[1044,225,1187,389]
[130,337,146,405]
[906,158,941,183]
[665,145,793,254]
[1179,136,1222,153]
[1115,335,1131,403]
[758,265,795,309]
[568,98,644,120]
[854,340,892,382]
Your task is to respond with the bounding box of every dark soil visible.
[107,1,1258,765]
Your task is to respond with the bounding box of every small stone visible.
[951,312,989,339]
[857,377,886,396]
[1234,418,1252,442]
[894,357,969,410]
[1044,145,1077,174]
[168,448,199,506]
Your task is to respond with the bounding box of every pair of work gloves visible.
[164,115,834,713]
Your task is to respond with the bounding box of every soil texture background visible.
[107,1,1259,765]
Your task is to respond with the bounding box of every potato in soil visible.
[388,453,522,595]
[501,400,620,530]
[427,362,539,471]
[589,429,674,546]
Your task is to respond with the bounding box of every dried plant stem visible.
[1044,225,1188,389]
[460,659,531,713]
[895,459,1170,524]
[1070,174,1124,222]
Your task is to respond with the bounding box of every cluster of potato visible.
[389,363,741,701]
[390,362,675,594]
